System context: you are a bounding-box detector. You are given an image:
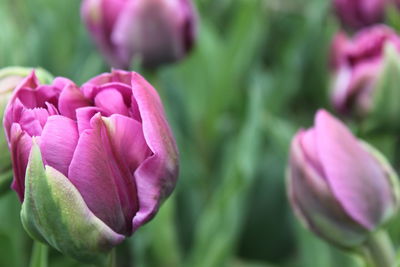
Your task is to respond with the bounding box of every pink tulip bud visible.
[330,25,400,116]
[81,0,197,69]
[287,110,399,247]
[3,70,179,237]
[333,0,385,30]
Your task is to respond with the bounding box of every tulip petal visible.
[130,73,179,231]
[15,77,66,109]
[289,132,368,247]
[4,99,44,137]
[9,123,33,201]
[300,129,324,178]
[40,116,79,177]
[76,107,102,134]
[21,142,125,264]
[94,89,129,116]
[83,70,141,121]
[58,83,92,120]
[102,114,151,172]
[83,70,132,87]
[315,110,393,229]
[68,114,138,235]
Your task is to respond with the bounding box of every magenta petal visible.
[83,70,132,88]
[130,73,179,231]
[315,110,392,229]
[94,89,129,116]
[103,114,151,173]
[40,116,79,177]
[289,133,367,246]
[68,114,138,235]
[299,129,324,178]
[9,123,33,201]
[75,107,103,134]
[5,98,44,137]
[58,83,91,120]
[17,81,64,109]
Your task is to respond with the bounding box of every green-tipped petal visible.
[21,141,125,264]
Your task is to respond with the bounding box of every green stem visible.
[107,248,117,267]
[29,241,48,267]
[360,230,395,267]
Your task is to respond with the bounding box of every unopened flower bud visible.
[287,110,399,248]
[81,0,197,69]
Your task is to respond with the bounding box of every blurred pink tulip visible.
[333,0,385,30]
[288,110,399,247]
[330,25,400,116]
[82,0,197,69]
[4,70,179,236]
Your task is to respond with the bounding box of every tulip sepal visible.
[21,141,125,265]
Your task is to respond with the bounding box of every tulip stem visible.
[360,230,395,267]
[29,241,48,267]
[107,248,117,267]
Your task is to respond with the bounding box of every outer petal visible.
[68,114,138,235]
[288,132,368,247]
[21,142,125,264]
[14,76,68,109]
[315,110,393,229]
[83,70,132,87]
[299,129,324,177]
[130,73,179,231]
[9,123,33,200]
[4,72,40,140]
[40,116,79,177]
[102,114,151,172]
[6,98,46,137]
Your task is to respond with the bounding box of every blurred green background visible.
[0,0,393,266]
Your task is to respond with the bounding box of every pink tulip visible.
[81,0,197,69]
[333,0,385,30]
[330,25,400,116]
[288,110,399,247]
[3,70,179,236]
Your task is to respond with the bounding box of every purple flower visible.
[4,70,179,237]
[287,110,399,247]
[81,0,197,69]
[330,25,400,116]
[333,0,385,30]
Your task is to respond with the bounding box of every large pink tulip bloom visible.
[3,70,179,236]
